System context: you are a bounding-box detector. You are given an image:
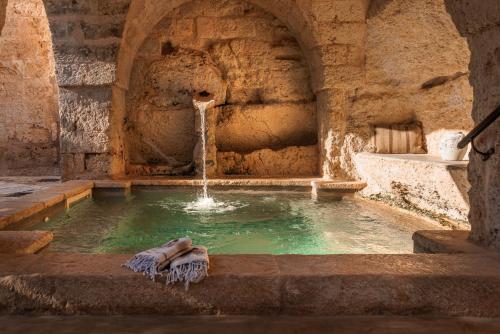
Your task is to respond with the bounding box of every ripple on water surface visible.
[16,188,431,254]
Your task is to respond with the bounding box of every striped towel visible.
[163,246,209,290]
[123,237,193,280]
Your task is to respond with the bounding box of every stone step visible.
[2,315,500,334]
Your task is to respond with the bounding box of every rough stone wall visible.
[0,0,7,33]
[43,0,131,179]
[0,0,60,176]
[444,0,500,250]
[0,0,477,182]
[115,0,370,180]
[125,0,319,177]
[344,0,474,178]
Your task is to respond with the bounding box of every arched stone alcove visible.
[123,0,319,177]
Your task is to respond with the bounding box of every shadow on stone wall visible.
[0,0,7,34]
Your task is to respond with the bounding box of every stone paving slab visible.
[42,180,94,199]
[0,231,53,255]
[1,316,500,334]
[1,253,500,317]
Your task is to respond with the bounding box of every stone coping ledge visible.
[1,253,500,316]
[111,178,368,191]
[0,181,93,229]
[413,230,488,254]
[94,180,132,189]
[357,153,469,168]
[0,231,53,255]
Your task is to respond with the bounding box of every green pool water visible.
[18,187,429,254]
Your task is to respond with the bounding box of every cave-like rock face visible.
[443,0,500,250]
[125,0,318,177]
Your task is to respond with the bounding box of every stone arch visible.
[113,0,340,179]
[116,0,321,91]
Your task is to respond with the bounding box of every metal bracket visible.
[471,138,495,161]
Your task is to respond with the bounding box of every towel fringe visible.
[163,261,209,291]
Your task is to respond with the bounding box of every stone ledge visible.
[0,231,53,255]
[357,153,469,168]
[1,253,500,316]
[355,153,470,222]
[94,180,132,189]
[0,181,94,230]
[413,230,488,254]
[129,178,367,191]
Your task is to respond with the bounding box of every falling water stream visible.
[187,98,239,213]
[193,99,213,200]
[187,97,319,214]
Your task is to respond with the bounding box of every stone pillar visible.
[308,0,368,179]
[44,0,130,180]
[444,0,500,250]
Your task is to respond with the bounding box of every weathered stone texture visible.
[217,146,319,177]
[443,0,500,250]
[0,0,7,34]
[356,153,470,223]
[125,0,318,177]
[42,0,131,179]
[344,0,474,180]
[216,103,317,153]
[0,0,60,176]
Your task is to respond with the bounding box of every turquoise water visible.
[19,187,425,254]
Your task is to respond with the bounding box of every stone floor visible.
[2,316,500,334]
[0,176,61,198]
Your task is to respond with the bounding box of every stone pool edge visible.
[1,253,500,317]
[1,179,498,317]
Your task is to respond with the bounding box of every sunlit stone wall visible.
[125,0,318,177]
[0,0,478,182]
[0,0,59,175]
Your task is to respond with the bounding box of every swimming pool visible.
[14,187,436,254]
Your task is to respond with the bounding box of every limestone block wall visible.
[124,0,318,177]
[0,0,479,183]
[43,0,131,179]
[444,0,500,250]
[0,0,59,176]
[116,0,371,179]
